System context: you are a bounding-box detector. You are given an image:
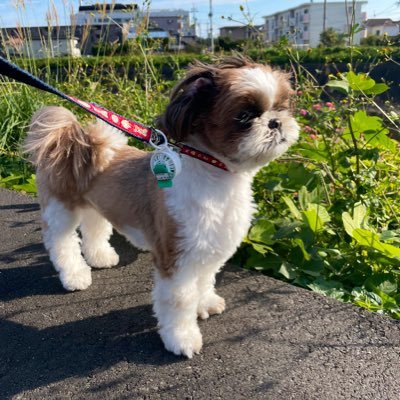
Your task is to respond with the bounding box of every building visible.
[264,1,367,47]
[75,23,129,55]
[363,18,399,37]
[74,4,193,37]
[219,25,264,41]
[74,3,138,26]
[1,26,80,58]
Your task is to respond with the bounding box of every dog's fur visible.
[24,57,299,358]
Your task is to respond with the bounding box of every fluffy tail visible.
[24,106,127,196]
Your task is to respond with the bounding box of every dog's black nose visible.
[268,119,281,130]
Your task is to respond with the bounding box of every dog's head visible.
[157,56,299,172]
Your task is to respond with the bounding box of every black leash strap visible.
[0,56,68,99]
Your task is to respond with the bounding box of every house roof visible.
[78,3,137,12]
[1,26,78,41]
[364,18,398,27]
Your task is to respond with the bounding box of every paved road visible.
[1,188,400,400]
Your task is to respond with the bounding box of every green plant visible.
[237,68,400,318]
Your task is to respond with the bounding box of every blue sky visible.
[1,0,400,36]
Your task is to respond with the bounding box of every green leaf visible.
[363,83,389,95]
[308,203,331,223]
[273,221,303,240]
[283,196,302,220]
[302,209,324,233]
[307,277,347,300]
[248,219,276,245]
[278,262,298,280]
[325,79,349,94]
[353,228,400,258]
[293,237,311,261]
[347,71,376,91]
[364,273,397,296]
[342,202,367,237]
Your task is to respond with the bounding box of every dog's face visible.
[158,57,299,172]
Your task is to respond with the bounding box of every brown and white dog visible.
[24,57,299,358]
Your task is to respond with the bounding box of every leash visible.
[0,57,228,187]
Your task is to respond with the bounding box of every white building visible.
[3,26,81,58]
[363,19,399,37]
[264,1,367,47]
[74,4,193,37]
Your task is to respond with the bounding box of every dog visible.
[24,56,299,358]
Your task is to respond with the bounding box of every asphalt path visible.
[1,188,400,399]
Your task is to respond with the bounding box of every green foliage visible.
[239,66,400,318]
[319,28,346,47]
[1,39,400,320]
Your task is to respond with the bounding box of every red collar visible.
[67,97,228,171]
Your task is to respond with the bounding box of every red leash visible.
[0,57,228,171]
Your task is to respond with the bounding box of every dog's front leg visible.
[197,263,226,320]
[152,268,202,358]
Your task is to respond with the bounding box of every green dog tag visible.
[152,163,173,188]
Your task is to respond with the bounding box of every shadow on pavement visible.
[0,305,182,399]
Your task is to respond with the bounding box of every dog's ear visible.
[157,68,217,142]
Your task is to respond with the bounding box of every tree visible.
[319,27,346,47]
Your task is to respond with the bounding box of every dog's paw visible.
[83,246,119,269]
[198,293,226,320]
[160,324,203,359]
[60,268,92,291]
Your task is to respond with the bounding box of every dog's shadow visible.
[1,305,181,399]
[1,229,181,398]
[0,231,140,302]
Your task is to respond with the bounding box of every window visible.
[304,9,308,14]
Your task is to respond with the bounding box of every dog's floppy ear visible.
[157,67,217,142]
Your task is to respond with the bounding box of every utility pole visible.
[208,0,214,53]
[190,5,198,36]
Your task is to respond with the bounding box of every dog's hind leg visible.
[80,207,119,269]
[42,198,92,291]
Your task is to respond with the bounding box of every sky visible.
[1,0,400,37]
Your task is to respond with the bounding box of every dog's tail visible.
[24,106,127,195]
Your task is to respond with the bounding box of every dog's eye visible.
[235,108,261,130]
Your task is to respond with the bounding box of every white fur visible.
[80,207,119,268]
[151,158,256,357]
[235,110,300,171]
[94,119,128,170]
[42,198,92,291]
[234,67,278,100]
[120,225,151,251]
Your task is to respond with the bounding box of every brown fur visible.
[157,57,293,162]
[84,147,180,277]
[25,107,125,208]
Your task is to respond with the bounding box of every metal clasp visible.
[149,128,168,149]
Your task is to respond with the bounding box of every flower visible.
[325,101,334,109]
[297,90,303,96]
[299,109,308,116]
[309,133,318,140]
[312,103,322,111]
[304,125,314,132]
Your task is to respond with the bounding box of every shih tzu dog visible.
[24,56,299,358]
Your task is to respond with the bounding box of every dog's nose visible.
[268,119,281,130]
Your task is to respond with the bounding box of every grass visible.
[2,0,400,318]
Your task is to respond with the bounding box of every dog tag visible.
[150,147,182,188]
